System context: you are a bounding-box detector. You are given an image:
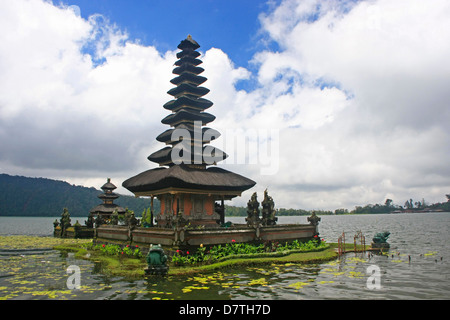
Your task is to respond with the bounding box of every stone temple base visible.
[371,242,390,249]
[54,226,95,239]
[95,223,317,253]
[145,265,169,276]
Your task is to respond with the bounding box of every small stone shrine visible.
[122,35,256,227]
[89,178,126,222]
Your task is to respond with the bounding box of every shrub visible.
[94,243,143,259]
[170,239,327,266]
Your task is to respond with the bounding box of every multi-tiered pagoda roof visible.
[90,178,126,216]
[123,36,255,198]
[148,36,225,168]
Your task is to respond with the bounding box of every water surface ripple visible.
[0,213,449,299]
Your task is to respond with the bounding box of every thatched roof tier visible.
[147,146,172,165]
[174,57,202,67]
[176,49,200,59]
[172,64,204,76]
[167,83,210,98]
[177,35,200,50]
[148,144,227,167]
[101,179,117,191]
[170,73,207,86]
[163,96,213,111]
[89,203,126,215]
[156,125,220,144]
[122,164,255,197]
[161,109,215,126]
[98,192,119,201]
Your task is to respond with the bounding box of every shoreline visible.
[53,241,367,278]
[0,211,448,218]
[0,235,370,279]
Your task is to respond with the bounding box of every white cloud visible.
[1,0,449,211]
[244,0,450,209]
[0,0,175,194]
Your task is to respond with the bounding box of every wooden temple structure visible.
[90,178,126,218]
[94,36,319,249]
[122,35,255,227]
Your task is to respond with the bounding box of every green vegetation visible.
[351,196,450,214]
[171,239,328,266]
[0,236,369,281]
[351,198,399,214]
[225,205,334,216]
[54,239,333,278]
[226,195,450,217]
[0,235,92,250]
[2,173,448,217]
[171,248,338,276]
[90,243,144,259]
[0,173,156,217]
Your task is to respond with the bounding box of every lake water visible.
[0,213,449,300]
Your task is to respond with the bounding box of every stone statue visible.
[145,244,169,275]
[246,192,260,227]
[110,210,119,225]
[60,208,71,237]
[128,212,140,227]
[371,231,390,249]
[215,202,225,225]
[261,189,277,226]
[372,231,390,244]
[307,211,321,226]
[307,211,321,240]
[85,213,95,228]
[94,214,104,228]
[124,209,139,227]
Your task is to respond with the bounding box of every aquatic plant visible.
[93,243,143,259]
[170,239,327,266]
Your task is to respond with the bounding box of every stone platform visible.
[95,223,317,252]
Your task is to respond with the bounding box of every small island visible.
[48,36,351,278]
[48,36,447,279]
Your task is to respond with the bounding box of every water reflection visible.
[0,213,449,299]
[0,248,448,300]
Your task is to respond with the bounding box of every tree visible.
[385,199,393,208]
[404,200,411,209]
[334,208,348,215]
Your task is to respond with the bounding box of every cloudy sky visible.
[1,0,449,211]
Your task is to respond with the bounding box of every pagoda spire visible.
[89,178,125,217]
[98,178,119,204]
[148,36,227,168]
[123,36,255,206]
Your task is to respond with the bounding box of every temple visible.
[122,35,256,227]
[91,36,319,249]
[90,178,126,218]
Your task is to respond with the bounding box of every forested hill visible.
[0,173,153,217]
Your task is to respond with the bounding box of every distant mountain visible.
[0,173,158,217]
